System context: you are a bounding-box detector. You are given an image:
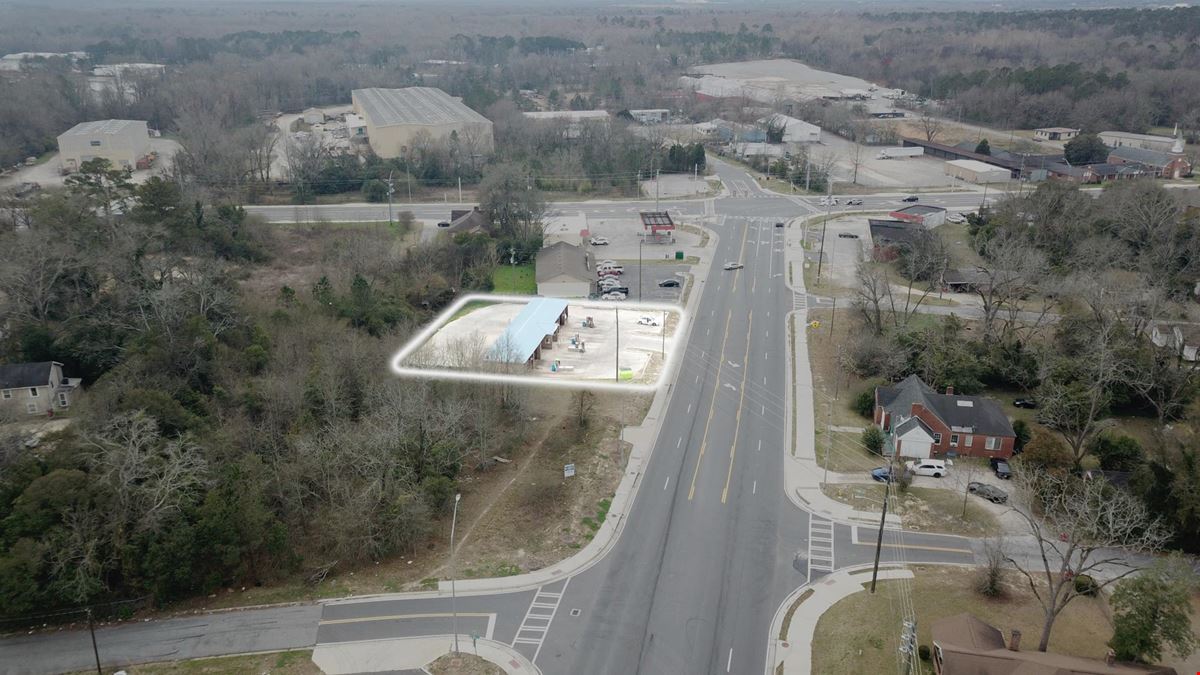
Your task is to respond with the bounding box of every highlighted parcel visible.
[391,294,686,390]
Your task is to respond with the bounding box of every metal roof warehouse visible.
[352,87,491,127]
[487,298,570,364]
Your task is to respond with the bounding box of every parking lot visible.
[812,216,870,288]
[583,214,703,262]
[594,263,688,304]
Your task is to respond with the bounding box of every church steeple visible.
[1172,124,1184,154]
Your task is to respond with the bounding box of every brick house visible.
[0,361,80,417]
[874,375,1016,459]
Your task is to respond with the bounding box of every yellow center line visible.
[319,612,492,626]
[688,221,751,501]
[721,309,754,504]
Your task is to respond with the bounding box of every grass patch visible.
[428,652,504,675]
[492,264,536,294]
[821,484,999,537]
[79,650,319,674]
[812,567,1115,675]
[580,497,613,540]
[420,577,439,590]
[461,561,522,578]
[449,300,498,322]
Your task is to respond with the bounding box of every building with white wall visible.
[944,159,1010,184]
[351,87,494,159]
[56,119,150,173]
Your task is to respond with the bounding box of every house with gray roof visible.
[536,242,592,298]
[1107,143,1191,179]
[0,361,80,417]
[874,375,1015,459]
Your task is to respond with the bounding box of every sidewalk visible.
[331,219,722,605]
[764,564,914,675]
[781,213,902,528]
[313,635,539,674]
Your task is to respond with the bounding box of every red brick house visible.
[874,375,1016,459]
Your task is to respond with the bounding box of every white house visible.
[0,361,80,417]
[1150,321,1200,362]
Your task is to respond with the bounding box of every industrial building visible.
[759,114,821,143]
[1033,127,1079,142]
[351,87,494,159]
[889,204,947,227]
[944,159,1010,184]
[629,109,670,124]
[523,110,610,139]
[536,242,592,298]
[56,119,151,173]
[1098,130,1180,154]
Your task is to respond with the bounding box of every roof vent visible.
[956,400,974,407]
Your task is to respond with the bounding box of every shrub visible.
[918,645,931,662]
[852,389,876,418]
[1012,419,1031,452]
[975,539,1006,598]
[895,469,914,494]
[1074,574,1098,596]
[1016,429,1073,471]
[1090,434,1143,471]
[862,426,885,454]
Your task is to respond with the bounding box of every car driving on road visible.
[901,195,919,202]
[846,198,864,206]
[589,236,609,245]
[723,262,744,270]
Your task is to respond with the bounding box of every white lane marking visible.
[687,403,692,414]
[761,404,765,415]
[727,648,734,672]
[765,330,768,338]
[767,311,770,318]
[707,328,711,336]
[763,376,766,385]
[757,439,761,452]
[753,480,757,494]
[677,436,683,448]
[695,374,700,384]
[664,476,671,490]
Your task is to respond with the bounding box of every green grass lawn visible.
[70,650,319,674]
[492,264,536,294]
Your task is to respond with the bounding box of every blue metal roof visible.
[488,298,569,363]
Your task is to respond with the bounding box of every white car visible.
[598,278,622,289]
[589,237,610,245]
[601,291,626,301]
[819,196,839,206]
[637,316,659,326]
[723,262,744,271]
[905,459,949,478]
[597,260,617,267]
[946,213,966,224]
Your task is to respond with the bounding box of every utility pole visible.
[614,307,620,382]
[638,240,643,302]
[87,608,102,675]
[654,169,660,211]
[450,493,462,654]
[457,177,462,204]
[816,186,833,283]
[661,310,666,355]
[869,477,890,594]
[386,170,395,227]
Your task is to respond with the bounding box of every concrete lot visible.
[816,134,955,189]
[640,174,713,199]
[0,137,181,190]
[688,59,900,113]
[814,216,870,288]
[409,299,680,385]
[583,214,702,262]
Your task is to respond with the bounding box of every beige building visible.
[944,158,1010,184]
[1098,130,1179,154]
[57,119,150,173]
[0,362,80,417]
[536,242,592,298]
[351,87,493,159]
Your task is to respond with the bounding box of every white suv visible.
[905,459,949,478]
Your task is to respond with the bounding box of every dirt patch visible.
[822,483,999,537]
[428,653,503,675]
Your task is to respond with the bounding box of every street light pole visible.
[816,195,833,283]
[638,240,643,302]
[869,478,891,594]
[386,170,395,227]
[450,493,462,654]
[87,608,102,675]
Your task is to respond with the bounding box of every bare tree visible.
[918,106,945,143]
[1006,469,1172,652]
[968,233,1046,342]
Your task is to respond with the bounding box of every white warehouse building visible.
[351,87,494,159]
[56,119,150,173]
[944,159,1009,184]
[760,114,821,143]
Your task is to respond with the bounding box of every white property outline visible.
[389,292,688,392]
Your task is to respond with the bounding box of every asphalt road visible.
[0,160,979,675]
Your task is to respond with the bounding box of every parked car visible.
[598,270,621,279]
[657,279,681,288]
[437,221,451,228]
[597,264,624,273]
[598,279,622,290]
[990,458,1012,479]
[775,221,785,228]
[597,260,617,267]
[837,232,859,239]
[901,195,919,202]
[589,236,610,245]
[601,291,627,301]
[723,262,744,270]
[846,198,864,206]
[946,213,966,224]
[968,482,1008,504]
[905,459,948,477]
[1013,398,1038,409]
[637,316,659,326]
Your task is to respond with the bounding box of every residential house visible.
[874,375,1016,459]
[0,361,80,417]
[931,613,1176,675]
[1149,321,1200,362]
[1033,127,1079,142]
[535,242,592,298]
[1046,162,1146,184]
[444,206,492,235]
